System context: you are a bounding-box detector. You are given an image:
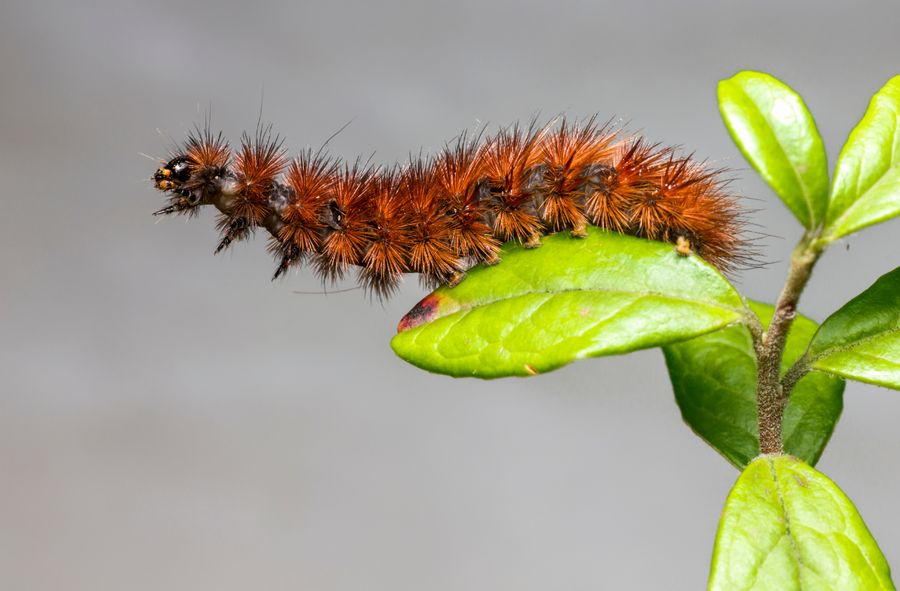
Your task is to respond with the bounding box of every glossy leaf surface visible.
[392,229,744,378]
[807,266,900,389]
[664,302,843,468]
[710,456,895,591]
[826,76,900,240]
[718,71,829,229]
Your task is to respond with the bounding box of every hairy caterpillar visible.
[150,117,750,297]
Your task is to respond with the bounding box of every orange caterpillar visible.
[151,118,749,297]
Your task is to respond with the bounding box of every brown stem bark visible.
[755,239,822,454]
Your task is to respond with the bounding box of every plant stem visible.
[743,300,766,356]
[755,236,823,454]
[780,353,811,395]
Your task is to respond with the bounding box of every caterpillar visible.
[150,117,750,298]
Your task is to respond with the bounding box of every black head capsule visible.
[153,156,193,191]
[152,155,201,215]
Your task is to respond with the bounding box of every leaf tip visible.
[397,292,443,332]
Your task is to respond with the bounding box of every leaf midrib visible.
[826,161,900,237]
[767,458,805,589]
[429,284,744,326]
[810,325,900,367]
[767,459,894,590]
[418,290,743,361]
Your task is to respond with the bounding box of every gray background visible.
[1,0,898,589]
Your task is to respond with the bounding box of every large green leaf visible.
[710,456,895,591]
[825,75,900,241]
[664,302,843,469]
[806,266,900,389]
[718,71,829,229]
[391,228,744,378]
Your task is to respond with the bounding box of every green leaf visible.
[391,228,744,378]
[806,266,900,389]
[710,455,895,591]
[826,76,900,241]
[663,301,844,469]
[718,71,829,229]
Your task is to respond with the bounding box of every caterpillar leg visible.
[446,270,468,288]
[152,200,192,216]
[153,189,199,216]
[272,258,290,280]
[570,221,588,238]
[215,218,249,254]
[272,246,300,281]
[675,235,693,257]
[524,232,542,249]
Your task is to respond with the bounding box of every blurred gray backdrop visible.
[1,0,898,589]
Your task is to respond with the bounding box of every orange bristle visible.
[538,117,617,234]
[481,122,547,245]
[270,149,337,277]
[314,162,376,283]
[401,159,461,287]
[360,170,413,297]
[185,125,230,171]
[231,127,288,225]
[435,133,500,264]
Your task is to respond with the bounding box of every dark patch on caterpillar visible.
[150,117,754,298]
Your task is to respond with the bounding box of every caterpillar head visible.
[151,154,203,216]
[152,128,233,216]
[154,156,193,192]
